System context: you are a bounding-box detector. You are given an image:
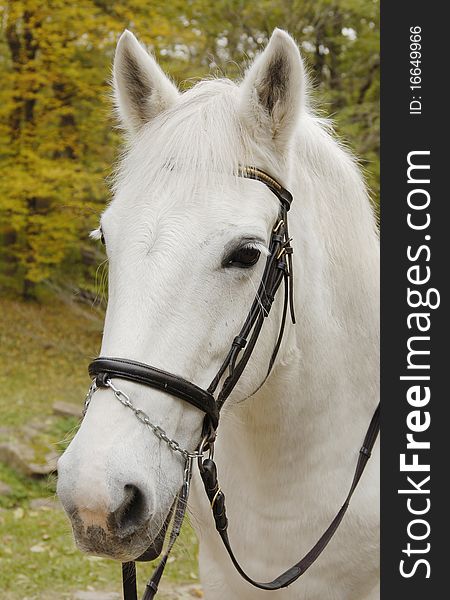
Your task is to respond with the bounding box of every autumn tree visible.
[0,0,379,300]
[0,0,186,298]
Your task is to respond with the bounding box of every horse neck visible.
[220,119,379,482]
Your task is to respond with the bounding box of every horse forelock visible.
[112,77,299,200]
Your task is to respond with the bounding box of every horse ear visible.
[113,30,179,135]
[239,29,305,152]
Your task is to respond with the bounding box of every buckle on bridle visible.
[273,219,284,233]
[276,238,293,259]
[197,431,216,472]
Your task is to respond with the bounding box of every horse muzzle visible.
[57,449,174,562]
[62,492,172,562]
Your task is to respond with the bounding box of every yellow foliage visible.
[0,0,379,298]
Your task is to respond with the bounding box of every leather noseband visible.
[89,357,219,430]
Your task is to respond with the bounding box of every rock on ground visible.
[0,441,35,476]
[29,496,63,511]
[53,401,83,419]
[0,480,13,496]
[0,440,58,477]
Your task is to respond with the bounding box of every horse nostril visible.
[111,484,147,536]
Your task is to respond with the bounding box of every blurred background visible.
[0,1,379,598]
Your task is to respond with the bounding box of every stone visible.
[29,496,63,511]
[45,450,59,470]
[26,460,56,476]
[20,421,49,440]
[0,480,13,496]
[53,401,83,419]
[23,450,59,476]
[0,431,60,477]
[0,442,35,476]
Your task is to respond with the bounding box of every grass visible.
[0,298,102,427]
[0,297,199,599]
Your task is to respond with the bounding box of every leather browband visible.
[89,357,219,430]
[238,166,293,210]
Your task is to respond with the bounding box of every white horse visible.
[57,29,379,600]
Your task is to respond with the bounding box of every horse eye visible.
[225,246,261,269]
[100,231,105,245]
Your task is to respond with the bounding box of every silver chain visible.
[83,378,205,460]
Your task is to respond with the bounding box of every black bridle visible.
[86,167,379,600]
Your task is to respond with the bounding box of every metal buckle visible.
[276,247,287,259]
[276,237,293,259]
[273,219,284,233]
[197,433,215,472]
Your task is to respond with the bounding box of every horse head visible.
[57,28,305,561]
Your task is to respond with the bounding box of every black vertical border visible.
[381,1,447,598]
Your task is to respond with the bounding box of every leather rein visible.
[85,167,380,599]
